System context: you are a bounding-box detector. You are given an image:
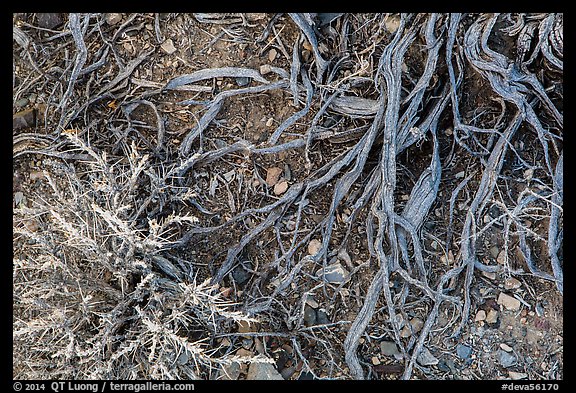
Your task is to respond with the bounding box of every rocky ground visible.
[13,13,562,380]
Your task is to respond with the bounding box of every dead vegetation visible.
[13,13,562,380]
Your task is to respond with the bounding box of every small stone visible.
[504,277,521,290]
[384,14,400,33]
[475,310,487,322]
[307,239,322,256]
[246,362,284,380]
[29,170,45,181]
[523,168,534,181]
[235,77,251,87]
[500,343,513,352]
[498,292,521,311]
[105,13,122,26]
[177,351,189,365]
[37,13,63,29]
[268,48,277,62]
[14,98,29,109]
[508,371,528,380]
[499,350,517,368]
[303,305,317,327]
[316,309,330,325]
[316,262,349,284]
[260,64,273,75]
[265,166,283,186]
[486,309,499,324]
[273,181,289,195]
[456,344,472,360]
[237,320,256,334]
[497,250,507,265]
[380,341,400,357]
[337,248,353,266]
[417,347,439,366]
[371,356,381,365]
[161,38,177,55]
[305,298,319,308]
[455,171,465,179]
[14,191,24,206]
[219,362,241,380]
[489,246,500,259]
[13,108,37,130]
[266,117,274,127]
[400,317,424,338]
[482,271,497,280]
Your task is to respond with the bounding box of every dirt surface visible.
[13,13,562,380]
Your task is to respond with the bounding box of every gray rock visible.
[219,362,241,380]
[316,262,349,284]
[499,349,517,368]
[417,347,439,366]
[380,341,400,357]
[37,13,63,29]
[161,38,177,55]
[235,77,251,87]
[232,263,251,286]
[246,362,284,380]
[14,98,29,109]
[316,309,330,325]
[456,344,472,360]
[303,305,317,327]
[105,13,123,26]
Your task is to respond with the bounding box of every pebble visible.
[268,48,277,62]
[475,310,486,322]
[498,292,521,311]
[273,181,289,195]
[237,320,256,334]
[303,305,317,327]
[14,98,29,109]
[384,14,400,33]
[337,248,353,266]
[497,250,507,265]
[417,347,439,366]
[498,349,517,368]
[219,362,241,380]
[504,277,522,290]
[265,166,283,187]
[380,341,400,357]
[37,13,63,29]
[316,309,330,325]
[13,108,37,130]
[307,239,322,256]
[232,264,251,286]
[235,77,251,87]
[489,246,500,259]
[160,38,177,55]
[316,262,349,284]
[14,191,24,206]
[266,117,274,127]
[500,343,513,352]
[371,356,381,365]
[246,362,284,380]
[400,317,424,338]
[456,344,472,360]
[105,13,123,26]
[482,271,497,280]
[508,371,528,380]
[260,64,273,75]
[486,309,499,324]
